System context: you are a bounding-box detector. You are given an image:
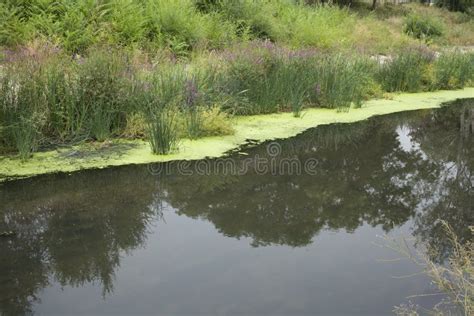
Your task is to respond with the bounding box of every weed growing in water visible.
[146,108,179,155]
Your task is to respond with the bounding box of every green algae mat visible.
[1,88,473,182]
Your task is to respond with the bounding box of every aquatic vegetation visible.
[0,43,473,159]
[76,49,131,141]
[183,77,203,139]
[378,47,434,92]
[0,58,46,159]
[146,108,179,155]
[1,88,472,181]
[434,51,474,90]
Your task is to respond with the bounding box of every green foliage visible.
[107,0,146,45]
[220,44,378,114]
[378,48,434,92]
[0,59,45,159]
[76,49,130,141]
[146,108,179,154]
[403,14,444,40]
[0,44,473,158]
[0,3,31,46]
[434,51,474,89]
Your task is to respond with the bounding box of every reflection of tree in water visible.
[0,100,472,314]
[0,169,160,315]
[161,113,427,247]
[408,100,474,262]
[160,102,472,253]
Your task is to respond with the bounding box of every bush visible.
[200,106,234,136]
[403,14,444,40]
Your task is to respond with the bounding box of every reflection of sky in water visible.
[1,102,472,315]
[36,208,435,316]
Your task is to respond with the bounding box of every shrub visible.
[200,106,234,136]
[403,14,444,40]
[281,4,356,49]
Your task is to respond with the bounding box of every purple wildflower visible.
[184,78,199,107]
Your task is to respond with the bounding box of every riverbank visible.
[1,88,472,182]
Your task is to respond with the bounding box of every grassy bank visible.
[1,1,473,53]
[1,88,473,182]
[1,44,473,158]
[0,1,473,159]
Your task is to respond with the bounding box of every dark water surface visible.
[1,100,473,316]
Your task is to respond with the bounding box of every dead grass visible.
[381,221,473,315]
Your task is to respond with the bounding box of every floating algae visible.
[1,88,473,182]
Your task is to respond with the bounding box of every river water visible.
[0,100,472,315]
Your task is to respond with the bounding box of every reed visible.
[434,51,474,90]
[146,108,179,155]
[0,44,472,158]
[378,48,434,92]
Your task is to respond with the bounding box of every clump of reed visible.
[134,66,185,154]
[0,56,47,160]
[183,77,203,139]
[377,47,435,92]
[75,49,131,142]
[433,51,474,90]
[0,47,135,158]
[146,108,179,154]
[218,42,379,115]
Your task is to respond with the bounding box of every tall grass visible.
[386,221,473,315]
[219,43,379,114]
[434,51,474,90]
[146,108,179,154]
[378,48,434,92]
[76,49,130,141]
[0,58,46,159]
[0,44,472,158]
